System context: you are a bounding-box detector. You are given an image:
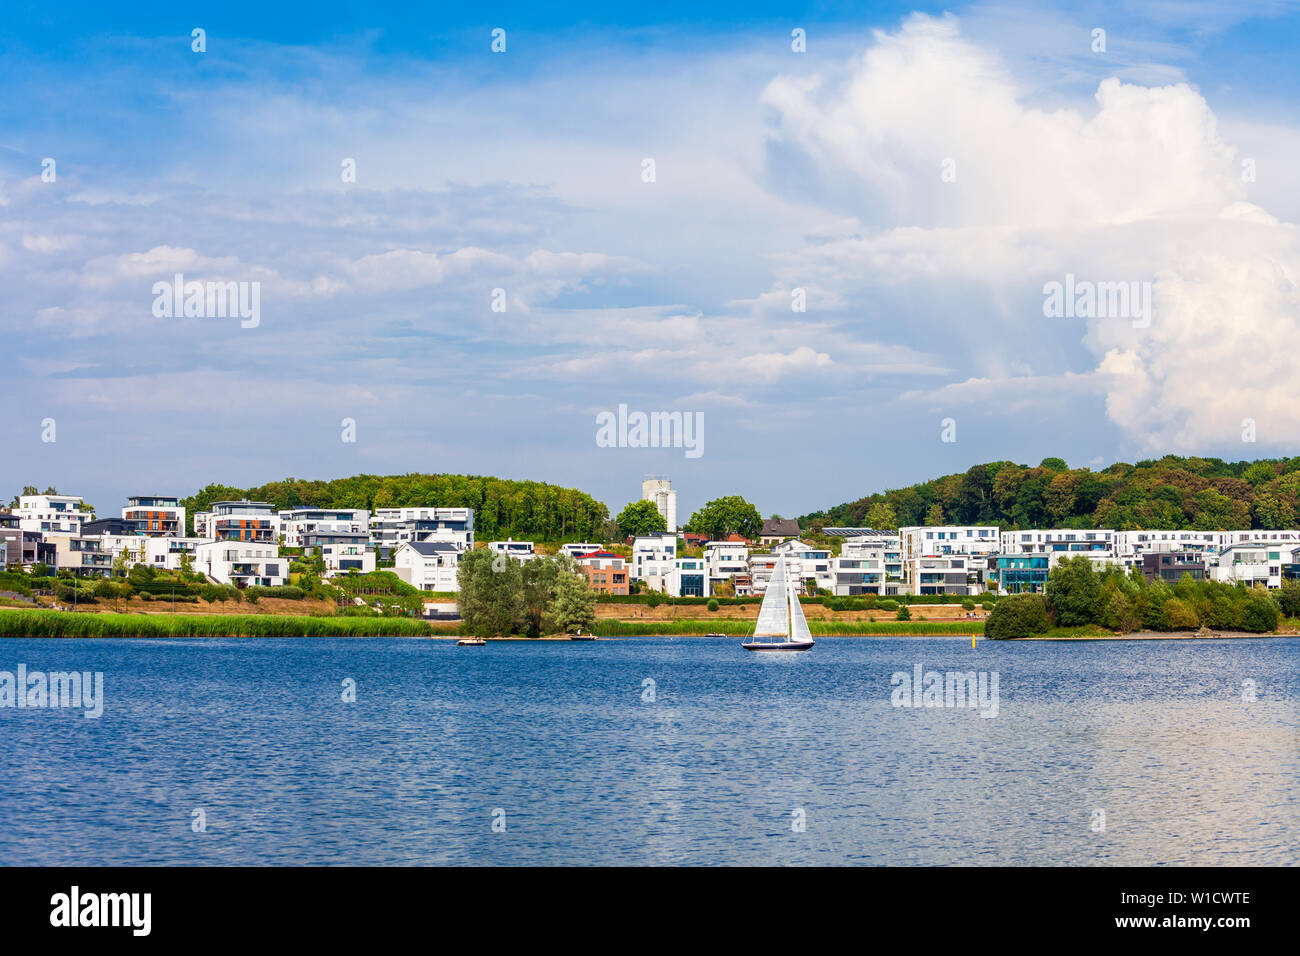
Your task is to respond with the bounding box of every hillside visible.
[800,456,1300,532]
[182,473,610,542]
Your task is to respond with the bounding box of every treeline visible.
[182,473,610,541]
[802,456,1300,532]
[987,555,1287,638]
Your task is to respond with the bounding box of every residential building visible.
[489,539,536,563]
[1113,530,1226,569]
[704,541,750,588]
[631,534,677,591]
[192,540,288,587]
[998,529,1116,556]
[278,508,369,547]
[667,557,710,597]
[0,513,23,569]
[369,507,474,558]
[900,526,999,593]
[1212,543,1289,589]
[759,518,800,545]
[193,500,279,542]
[831,535,903,596]
[988,554,1051,594]
[122,496,186,537]
[393,541,463,592]
[15,494,92,535]
[642,476,678,533]
[47,534,114,577]
[302,531,375,574]
[576,550,629,595]
[81,517,139,537]
[772,539,834,593]
[1141,552,1209,584]
[560,543,603,560]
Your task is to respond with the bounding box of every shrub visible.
[980,602,993,611]
[986,593,1051,639]
[706,598,719,612]
[961,598,976,610]
[896,606,911,621]
[877,599,898,612]
[1238,590,1279,633]
[1162,597,1199,630]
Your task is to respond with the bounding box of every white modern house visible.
[772,539,835,593]
[191,540,288,587]
[704,541,749,587]
[1113,530,1226,569]
[666,557,710,597]
[489,539,536,562]
[192,500,280,543]
[831,535,904,596]
[393,541,462,592]
[121,495,186,537]
[369,507,474,557]
[998,529,1116,556]
[15,494,92,535]
[631,534,677,591]
[278,508,369,547]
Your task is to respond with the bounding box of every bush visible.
[896,606,911,621]
[961,598,976,610]
[986,593,1051,639]
[646,592,662,608]
[877,599,898,612]
[980,602,993,611]
[706,598,719,612]
[1238,590,1280,633]
[1162,597,1199,630]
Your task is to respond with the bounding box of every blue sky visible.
[4,1,1300,522]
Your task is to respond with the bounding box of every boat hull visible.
[456,639,486,646]
[742,641,815,651]
[569,635,598,641]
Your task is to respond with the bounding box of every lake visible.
[2,635,1296,865]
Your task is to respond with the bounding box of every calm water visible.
[2,636,1297,866]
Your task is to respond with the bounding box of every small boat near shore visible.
[742,555,815,651]
[569,631,598,641]
[705,632,726,638]
[456,638,486,646]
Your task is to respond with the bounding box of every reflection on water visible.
[2,636,1296,865]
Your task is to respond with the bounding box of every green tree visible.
[456,549,523,636]
[550,569,596,634]
[616,499,667,540]
[1045,555,1101,627]
[685,496,762,540]
[1238,589,1280,633]
[520,555,566,637]
[986,593,1051,638]
[863,501,899,531]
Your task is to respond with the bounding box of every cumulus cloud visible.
[762,13,1300,451]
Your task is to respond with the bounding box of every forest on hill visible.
[182,473,611,542]
[800,456,1300,532]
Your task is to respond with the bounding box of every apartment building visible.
[1141,552,1209,583]
[998,528,1116,555]
[1113,530,1226,569]
[122,495,186,537]
[631,534,677,591]
[667,557,710,597]
[46,534,114,577]
[830,535,903,596]
[489,539,536,563]
[193,500,280,542]
[192,540,287,587]
[393,541,462,592]
[278,507,369,547]
[772,539,834,593]
[704,541,750,588]
[576,550,629,595]
[15,494,92,535]
[369,507,474,558]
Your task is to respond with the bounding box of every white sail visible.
[788,572,813,644]
[754,555,791,637]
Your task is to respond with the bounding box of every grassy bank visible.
[592,619,983,636]
[0,610,437,638]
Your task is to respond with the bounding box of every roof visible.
[578,550,620,559]
[404,541,462,555]
[823,527,895,537]
[760,518,801,537]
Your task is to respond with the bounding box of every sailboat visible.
[742,555,815,651]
